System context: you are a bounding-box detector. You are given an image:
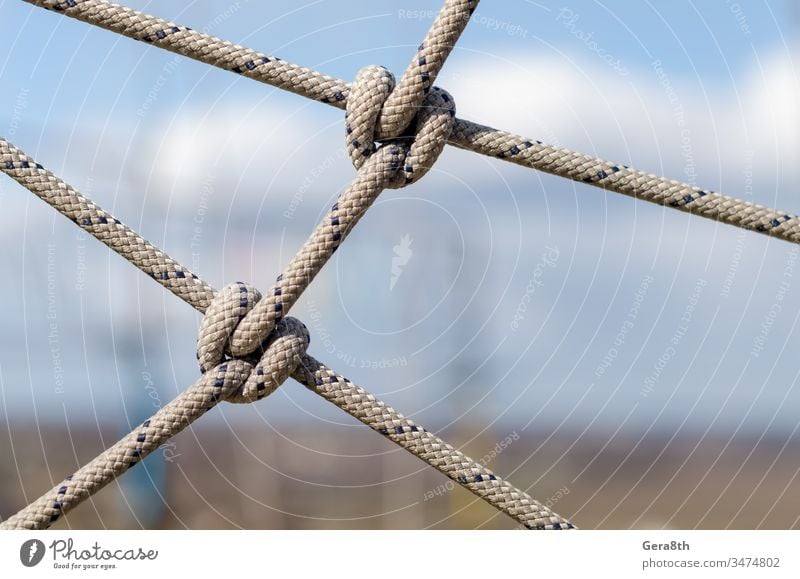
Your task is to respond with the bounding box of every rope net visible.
[0,0,794,530]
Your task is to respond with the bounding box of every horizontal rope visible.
[22,0,800,245]
[0,137,574,530]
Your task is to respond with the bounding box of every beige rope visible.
[295,354,572,530]
[227,72,456,357]
[0,0,575,529]
[0,140,573,530]
[5,0,794,533]
[23,0,800,244]
[372,0,476,140]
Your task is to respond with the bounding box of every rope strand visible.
[22,0,800,244]
[0,131,573,529]
[8,0,789,533]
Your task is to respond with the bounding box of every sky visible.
[0,0,798,444]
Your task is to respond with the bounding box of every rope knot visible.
[345,65,455,189]
[197,282,309,403]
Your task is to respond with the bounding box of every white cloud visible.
[144,98,350,210]
[439,47,799,204]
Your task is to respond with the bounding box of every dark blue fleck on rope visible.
[674,189,710,207]
[53,0,77,10]
[49,479,72,522]
[390,145,401,173]
[128,427,146,468]
[232,56,271,74]
[497,140,539,159]
[582,164,621,184]
[238,283,249,308]
[757,214,793,232]
[208,365,227,407]
[669,189,709,208]
[331,202,342,244]
[143,25,182,44]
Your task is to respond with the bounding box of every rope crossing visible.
[0,138,571,531]
[1,0,795,531]
[0,0,577,531]
[21,0,800,245]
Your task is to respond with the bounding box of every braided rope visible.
[22,0,800,244]
[0,353,257,529]
[372,0,477,140]
[294,356,571,530]
[0,7,576,525]
[0,139,573,529]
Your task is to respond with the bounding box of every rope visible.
[0,139,573,530]
[294,355,570,530]
[9,0,792,533]
[22,0,800,245]
[371,0,476,140]
[0,0,577,528]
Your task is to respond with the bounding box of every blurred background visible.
[0,0,798,529]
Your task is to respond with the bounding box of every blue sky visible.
[0,1,799,443]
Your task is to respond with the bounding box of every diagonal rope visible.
[0,141,573,528]
[372,0,477,140]
[22,0,800,245]
[293,355,571,530]
[0,357,255,530]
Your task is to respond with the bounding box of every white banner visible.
[1,530,796,577]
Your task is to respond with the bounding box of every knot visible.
[345,65,455,189]
[197,282,309,403]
